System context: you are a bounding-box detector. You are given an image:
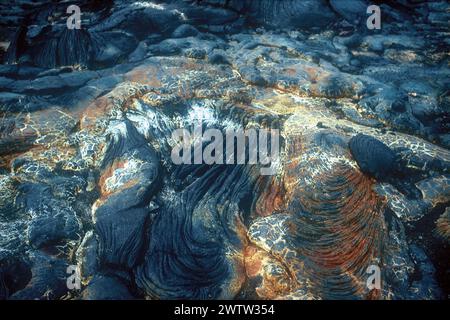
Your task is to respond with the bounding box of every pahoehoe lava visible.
[0,0,449,300]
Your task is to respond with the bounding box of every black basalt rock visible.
[9,251,68,300]
[94,120,160,269]
[81,274,133,300]
[171,24,199,38]
[0,256,32,299]
[16,182,81,249]
[135,163,258,299]
[349,134,397,179]
[26,28,96,69]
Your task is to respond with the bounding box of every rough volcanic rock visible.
[81,274,133,300]
[10,251,68,300]
[75,230,99,282]
[187,0,336,28]
[17,182,81,249]
[436,208,450,244]
[0,0,449,301]
[171,24,199,38]
[93,120,160,269]
[349,134,397,179]
[0,254,31,299]
[135,164,255,299]
[329,0,370,24]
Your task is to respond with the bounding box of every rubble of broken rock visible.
[0,0,449,300]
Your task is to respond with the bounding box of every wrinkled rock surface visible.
[0,0,449,300]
